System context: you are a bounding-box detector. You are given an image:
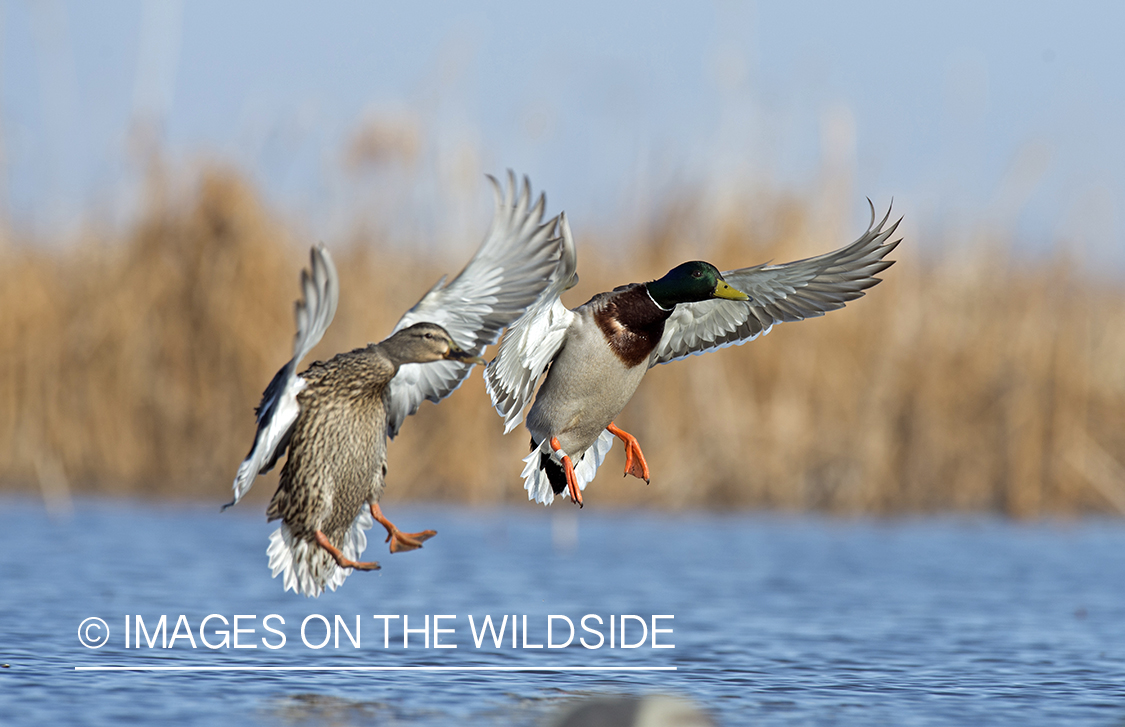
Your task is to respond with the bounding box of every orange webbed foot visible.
[314,530,381,571]
[370,503,437,554]
[386,528,437,553]
[550,436,583,508]
[607,422,651,483]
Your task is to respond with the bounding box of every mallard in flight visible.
[485,204,900,507]
[227,174,561,595]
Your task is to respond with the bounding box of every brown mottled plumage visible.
[265,348,394,545]
[264,324,474,594]
[227,173,563,597]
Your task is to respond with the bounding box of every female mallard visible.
[485,204,901,507]
[226,174,561,596]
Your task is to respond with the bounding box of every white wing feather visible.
[384,172,561,438]
[649,202,901,367]
[226,244,339,509]
[484,212,579,432]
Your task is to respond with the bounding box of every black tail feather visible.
[531,438,569,495]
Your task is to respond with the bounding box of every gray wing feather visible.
[649,202,901,367]
[484,211,579,432]
[226,244,339,509]
[384,172,561,438]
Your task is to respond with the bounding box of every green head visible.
[645,261,750,309]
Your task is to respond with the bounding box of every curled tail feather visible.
[522,429,615,505]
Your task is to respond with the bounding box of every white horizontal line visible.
[74,665,677,672]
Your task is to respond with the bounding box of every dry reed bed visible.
[2,169,1123,515]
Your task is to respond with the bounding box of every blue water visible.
[2,497,1124,726]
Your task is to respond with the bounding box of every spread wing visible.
[226,244,339,509]
[649,202,901,367]
[485,212,580,433]
[384,172,562,438]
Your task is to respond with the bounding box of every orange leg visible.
[606,421,651,483]
[314,530,381,571]
[370,502,437,554]
[549,436,583,508]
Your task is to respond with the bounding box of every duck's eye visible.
[691,270,702,279]
[423,332,434,340]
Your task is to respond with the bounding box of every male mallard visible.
[485,204,901,507]
[226,174,561,596]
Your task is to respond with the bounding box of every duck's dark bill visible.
[713,280,750,301]
[446,347,487,365]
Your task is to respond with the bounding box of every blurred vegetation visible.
[3,165,1124,516]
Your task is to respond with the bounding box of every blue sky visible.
[5,0,1124,261]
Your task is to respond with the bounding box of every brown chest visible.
[592,286,672,368]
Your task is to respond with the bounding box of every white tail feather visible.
[522,429,615,505]
[266,506,374,597]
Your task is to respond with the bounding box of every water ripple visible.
[2,499,1125,725]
